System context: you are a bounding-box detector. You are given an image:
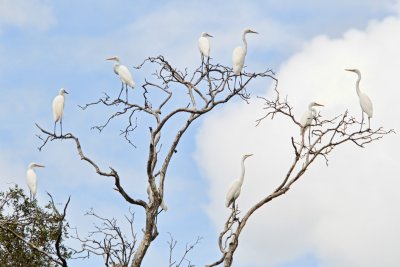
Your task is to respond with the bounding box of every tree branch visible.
[35,124,147,208]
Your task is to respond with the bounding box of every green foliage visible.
[0,185,70,266]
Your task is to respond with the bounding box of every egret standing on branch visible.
[26,162,45,200]
[147,185,168,212]
[198,32,213,65]
[52,88,68,136]
[225,154,253,209]
[345,68,373,130]
[106,56,135,102]
[300,101,324,136]
[232,28,258,76]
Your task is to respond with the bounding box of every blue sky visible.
[1,1,399,266]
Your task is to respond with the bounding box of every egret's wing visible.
[232,46,245,75]
[198,37,210,57]
[117,65,135,88]
[300,110,312,128]
[360,93,373,118]
[52,95,65,122]
[148,185,167,211]
[26,169,37,196]
[225,180,240,207]
[160,199,168,211]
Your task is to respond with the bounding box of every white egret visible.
[300,102,324,135]
[26,162,45,200]
[106,56,135,101]
[198,32,213,63]
[225,154,253,209]
[232,28,258,75]
[147,185,168,211]
[52,88,68,136]
[345,68,373,130]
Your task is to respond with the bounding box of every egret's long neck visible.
[239,158,246,185]
[355,72,361,96]
[242,32,248,55]
[311,107,317,116]
[113,61,120,74]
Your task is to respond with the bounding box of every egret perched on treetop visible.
[52,88,68,136]
[232,28,258,75]
[198,32,213,62]
[345,68,373,130]
[300,102,324,135]
[106,56,135,101]
[26,162,45,200]
[225,154,253,209]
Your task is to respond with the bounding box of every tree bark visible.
[131,209,158,267]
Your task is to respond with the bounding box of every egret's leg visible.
[206,56,211,73]
[300,127,305,144]
[368,117,371,130]
[234,75,237,90]
[117,82,124,100]
[118,88,123,100]
[53,122,57,136]
[125,84,128,102]
[60,120,63,136]
[360,112,364,132]
[232,200,239,221]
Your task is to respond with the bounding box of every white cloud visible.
[0,0,56,31]
[196,12,400,267]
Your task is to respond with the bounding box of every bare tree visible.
[36,55,275,267]
[207,87,394,267]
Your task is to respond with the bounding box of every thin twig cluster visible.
[72,209,137,267]
[208,88,394,266]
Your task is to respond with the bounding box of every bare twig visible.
[167,233,202,267]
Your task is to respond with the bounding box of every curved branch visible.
[35,124,147,208]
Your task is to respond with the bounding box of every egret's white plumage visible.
[106,56,135,101]
[26,162,45,200]
[147,185,168,212]
[225,154,253,208]
[232,28,258,75]
[300,102,324,135]
[198,32,213,58]
[52,88,68,136]
[345,68,373,129]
